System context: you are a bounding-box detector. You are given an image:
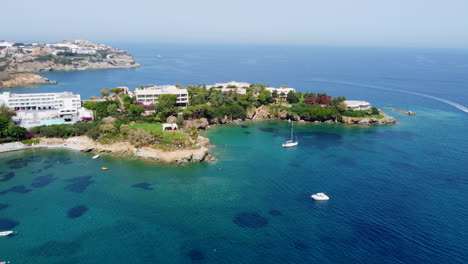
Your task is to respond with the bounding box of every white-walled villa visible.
[344,100,372,111]
[135,85,189,106]
[265,87,296,97]
[205,81,249,94]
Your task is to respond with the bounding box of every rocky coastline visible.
[0,73,56,88]
[181,105,396,129]
[0,136,214,164]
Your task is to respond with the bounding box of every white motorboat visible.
[311,193,329,201]
[92,154,100,160]
[0,231,14,237]
[282,123,298,148]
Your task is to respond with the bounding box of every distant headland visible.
[0,40,139,88]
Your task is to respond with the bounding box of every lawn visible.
[129,123,190,149]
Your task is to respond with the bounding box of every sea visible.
[1,44,467,263]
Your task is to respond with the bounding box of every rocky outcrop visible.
[246,107,256,119]
[184,118,209,129]
[342,112,397,125]
[252,105,271,120]
[37,136,214,164]
[0,73,56,88]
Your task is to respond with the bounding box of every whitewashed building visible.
[0,92,93,127]
[135,85,189,106]
[265,87,296,97]
[344,100,372,111]
[205,81,249,94]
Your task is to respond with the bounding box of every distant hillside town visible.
[0,40,139,88]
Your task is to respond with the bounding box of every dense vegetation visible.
[2,83,383,149]
[0,105,28,143]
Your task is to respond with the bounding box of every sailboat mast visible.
[291,123,293,141]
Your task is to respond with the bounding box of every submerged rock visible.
[0,172,15,182]
[131,183,153,190]
[67,205,88,218]
[233,212,269,228]
[187,249,205,261]
[0,217,20,229]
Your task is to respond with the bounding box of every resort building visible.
[0,91,93,128]
[344,100,372,111]
[205,81,249,94]
[265,87,296,97]
[134,85,189,106]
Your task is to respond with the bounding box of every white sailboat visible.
[282,122,298,148]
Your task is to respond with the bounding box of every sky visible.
[2,0,468,48]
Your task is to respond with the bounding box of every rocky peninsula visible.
[0,135,213,164]
[0,40,139,88]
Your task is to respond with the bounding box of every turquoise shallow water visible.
[1,45,468,263]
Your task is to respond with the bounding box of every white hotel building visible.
[135,85,189,106]
[0,92,93,127]
[0,92,81,112]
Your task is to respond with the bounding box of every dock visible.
[387,108,416,115]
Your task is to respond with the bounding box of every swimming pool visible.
[40,119,66,126]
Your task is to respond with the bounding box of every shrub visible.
[371,107,380,115]
[342,110,367,117]
[128,129,153,148]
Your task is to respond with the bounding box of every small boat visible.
[311,193,329,201]
[282,122,298,148]
[92,154,100,160]
[101,167,108,171]
[0,231,14,236]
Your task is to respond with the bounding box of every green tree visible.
[272,90,278,99]
[371,107,380,115]
[0,104,15,119]
[287,91,299,104]
[107,104,118,116]
[0,116,11,137]
[158,94,177,109]
[8,124,27,140]
[258,90,272,105]
[128,104,145,117]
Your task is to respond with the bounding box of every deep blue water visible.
[1,44,468,263]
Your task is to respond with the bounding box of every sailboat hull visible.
[282,141,298,148]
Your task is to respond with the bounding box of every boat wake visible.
[307,79,468,113]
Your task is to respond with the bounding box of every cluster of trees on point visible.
[0,105,29,143]
[29,121,101,140]
[25,83,384,146]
